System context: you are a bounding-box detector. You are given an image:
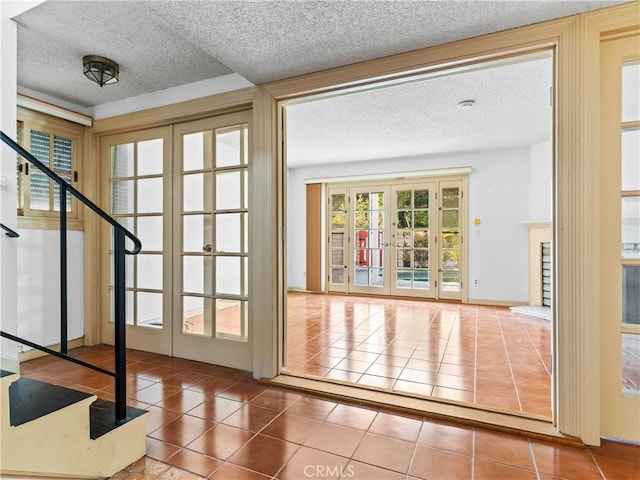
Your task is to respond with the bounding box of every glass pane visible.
[442,210,459,228]
[216,129,241,168]
[332,232,345,249]
[216,171,241,210]
[53,177,72,212]
[112,180,134,214]
[622,334,640,393]
[622,128,639,191]
[369,248,383,268]
[414,269,429,289]
[30,130,50,166]
[396,191,411,209]
[331,249,344,265]
[355,213,370,229]
[183,132,204,171]
[332,213,345,229]
[397,250,411,268]
[396,269,412,288]
[183,255,212,295]
[397,211,411,228]
[355,249,369,266]
[331,267,345,284]
[414,211,429,228]
[137,216,163,251]
[442,188,459,208]
[216,299,245,337]
[331,194,346,211]
[398,230,413,248]
[137,291,163,328]
[356,193,369,210]
[622,60,640,122]
[108,252,134,288]
[53,136,72,174]
[442,251,459,269]
[137,138,163,176]
[442,231,460,249]
[183,296,210,335]
[216,256,241,295]
[137,254,163,290]
[216,213,242,253]
[622,266,640,325]
[354,267,368,286]
[183,214,212,253]
[442,270,460,292]
[29,170,49,211]
[622,197,640,259]
[369,268,384,286]
[111,143,134,178]
[108,289,135,325]
[414,250,428,268]
[414,190,429,208]
[414,230,428,248]
[137,177,163,213]
[183,173,210,212]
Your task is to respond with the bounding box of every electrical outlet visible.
[473,278,479,286]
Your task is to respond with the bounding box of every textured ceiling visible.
[286,53,553,167]
[14,0,630,108]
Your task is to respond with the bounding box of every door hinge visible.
[17,163,29,175]
[461,190,464,198]
[461,281,464,289]
[73,170,78,182]
[435,280,438,287]
[435,236,437,244]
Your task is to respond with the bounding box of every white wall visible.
[17,230,84,350]
[530,139,553,221]
[287,147,533,303]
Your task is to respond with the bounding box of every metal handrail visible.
[0,223,19,237]
[0,130,139,422]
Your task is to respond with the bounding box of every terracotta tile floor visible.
[285,293,552,417]
[20,345,640,479]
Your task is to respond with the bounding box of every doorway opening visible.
[282,50,555,420]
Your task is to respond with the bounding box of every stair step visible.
[1,368,17,378]
[9,377,93,427]
[90,397,147,440]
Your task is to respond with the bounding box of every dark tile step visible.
[90,398,147,440]
[8,376,93,426]
[1,369,17,378]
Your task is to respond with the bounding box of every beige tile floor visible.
[20,345,640,479]
[285,293,552,417]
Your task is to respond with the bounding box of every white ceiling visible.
[286,53,553,167]
[12,1,631,167]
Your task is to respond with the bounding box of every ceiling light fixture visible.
[83,55,119,87]
[457,99,475,110]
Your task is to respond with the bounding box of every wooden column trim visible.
[306,184,323,292]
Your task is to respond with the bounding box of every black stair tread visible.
[1,369,17,378]
[9,376,93,427]
[90,398,147,440]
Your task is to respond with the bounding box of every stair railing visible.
[0,131,140,422]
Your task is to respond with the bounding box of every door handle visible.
[203,244,213,253]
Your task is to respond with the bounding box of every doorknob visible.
[203,244,213,253]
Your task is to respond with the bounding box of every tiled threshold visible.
[267,373,580,447]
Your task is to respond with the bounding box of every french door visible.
[599,32,640,442]
[327,178,465,300]
[101,111,252,371]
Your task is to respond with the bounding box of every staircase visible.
[1,370,147,478]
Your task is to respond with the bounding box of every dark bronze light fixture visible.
[83,55,119,87]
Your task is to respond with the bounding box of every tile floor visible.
[20,345,639,479]
[285,293,552,417]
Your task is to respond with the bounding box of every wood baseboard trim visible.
[262,373,582,447]
[18,337,85,362]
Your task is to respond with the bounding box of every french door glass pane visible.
[353,190,385,288]
[137,291,163,328]
[137,216,163,251]
[216,171,242,210]
[622,334,640,394]
[137,177,163,213]
[622,60,640,122]
[137,139,163,176]
[330,192,346,286]
[216,256,242,295]
[111,143,134,178]
[216,299,244,336]
[216,129,241,167]
[182,296,211,335]
[183,256,212,295]
[331,267,345,284]
[183,173,209,212]
[137,254,163,290]
[216,213,242,253]
[622,266,640,325]
[395,188,430,290]
[622,128,639,191]
[183,132,204,171]
[622,197,640,259]
[112,180,134,214]
[183,214,211,253]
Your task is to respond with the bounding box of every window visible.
[16,108,84,228]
